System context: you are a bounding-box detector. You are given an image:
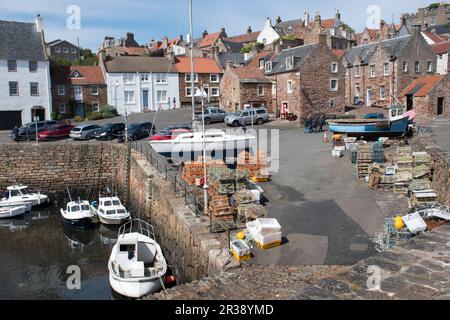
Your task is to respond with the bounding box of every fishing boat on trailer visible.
[60,200,97,229]
[0,185,49,209]
[0,205,28,219]
[327,106,415,137]
[108,219,167,298]
[92,197,131,226]
[149,129,256,161]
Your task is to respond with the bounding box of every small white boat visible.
[93,197,131,226]
[149,129,256,161]
[0,205,28,219]
[0,201,32,212]
[60,200,97,229]
[108,219,167,298]
[0,185,49,208]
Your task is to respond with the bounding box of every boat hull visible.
[0,206,27,219]
[0,202,32,212]
[328,117,410,137]
[109,270,163,299]
[61,216,97,229]
[98,215,130,226]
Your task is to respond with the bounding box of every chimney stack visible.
[276,16,282,25]
[401,15,407,26]
[35,14,44,32]
[265,17,272,27]
[162,36,169,49]
[247,26,252,34]
[304,12,310,27]
[221,27,226,34]
[126,32,135,41]
[202,30,208,39]
[226,59,234,69]
[335,9,341,21]
[412,24,422,35]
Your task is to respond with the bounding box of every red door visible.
[282,102,289,114]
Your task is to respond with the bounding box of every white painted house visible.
[0,16,52,130]
[257,18,282,46]
[104,56,180,115]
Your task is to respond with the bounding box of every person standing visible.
[240,116,247,134]
[318,114,326,133]
[311,116,318,134]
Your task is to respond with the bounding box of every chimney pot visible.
[247,26,252,34]
[202,30,208,38]
[276,16,282,25]
[35,14,44,32]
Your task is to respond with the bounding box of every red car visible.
[38,124,76,141]
[149,129,191,141]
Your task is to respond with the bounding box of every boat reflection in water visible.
[0,217,28,232]
[62,223,96,249]
[99,224,119,245]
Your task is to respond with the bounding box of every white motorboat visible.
[108,219,167,298]
[60,200,97,229]
[0,185,49,208]
[0,201,32,212]
[93,197,131,226]
[0,205,28,219]
[149,130,256,162]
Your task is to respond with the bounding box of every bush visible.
[57,114,64,121]
[86,112,104,121]
[51,112,59,121]
[100,105,119,119]
[73,116,84,123]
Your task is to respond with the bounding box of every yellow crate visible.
[255,240,282,250]
[231,250,251,262]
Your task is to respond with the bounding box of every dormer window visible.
[286,56,294,70]
[265,61,272,73]
[259,59,264,69]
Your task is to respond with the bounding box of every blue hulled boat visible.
[328,106,413,137]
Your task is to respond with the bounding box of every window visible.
[185,73,198,82]
[427,61,433,72]
[30,82,39,96]
[370,65,376,78]
[63,48,69,53]
[330,79,339,91]
[91,85,99,95]
[287,80,293,94]
[383,63,389,76]
[210,87,220,97]
[71,48,77,54]
[123,74,134,84]
[59,103,66,114]
[380,85,386,100]
[355,83,361,97]
[265,62,272,73]
[415,61,420,73]
[259,59,265,69]
[257,85,265,96]
[9,82,18,96]
[402,61,408,72]
[210,74,219,83]
[55,47,60,53]
[286,56,294,70]
[355,65,360,77]
[331,62,339,73]
[92,102,100,112]
[156,73,167,84]
[157,90,167,103]
[29,61,38,72]
[141,73,149,82]
[8,60,17,72]
[124,90,135,104]
[329,98,336,108]
[185,87,193,97]
[57,85,65,96]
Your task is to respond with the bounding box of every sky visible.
[0,0,437,50]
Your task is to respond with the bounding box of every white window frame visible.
[355,65,360,77]
[71,48,77,54]
[57,85,65,96]
[427,61,433,72]
[9,81,19,96]
[403,61,408,72]
[55,47,61,53]
[379,85,386,100]
[331,62,339,73]
[286,56,294,70]
[185,73,198,83]
[59,103,66,114]
[383,63,389,76]
[156,73,168,84]
[272,81,276,95]
[123,73,134,84]
[92,102,100,112]
[210,87,220,97]
[210,74,219,83]
[156,90,167,103]
[29,61,38,72]
[287,80,293,94]
[329,98,336,108]
[141,73,150,82]
[330,79,339,91]
[124,90,135,104]
[257,84,265,96]
[185,87,193,97]
[91,85,99,95]
[63,48,69,53]
[370,65,376,78]
[30,82,39,96]
[265,62,272,73]
[8,60,17,72]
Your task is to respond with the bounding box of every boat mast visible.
[189,0,196,122]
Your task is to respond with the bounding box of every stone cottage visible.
[264,34,345,119]
[399,74,449,117]
[344,27,437,108]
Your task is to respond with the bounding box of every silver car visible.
[70,124,102,140]
[224,108,268,127]
[195,106,228,125]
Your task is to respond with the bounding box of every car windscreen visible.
[128,124,140,130]
[103,124,113,130]
[71,128,81,132]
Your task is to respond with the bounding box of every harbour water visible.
[0,207,119,300]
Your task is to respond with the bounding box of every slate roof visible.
[217,52,246,68]
[426,24,450,36]
[174,56,222,74]
[274,19,303,37]
[104,56,177,73]
[0,20,46,61]
[265,43,316,75]
[51,65,105,85]
[233,65,271,83]
[399,75,445,98]
[344,35,411,65]
[221,40,244,53]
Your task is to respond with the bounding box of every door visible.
[282,102,289,114]
[366,89,373,106]
[0,111,22,130]
[75,102,85,118]
[143,90,149,110]
[32,108,45,122]
[209,109,218,122]
[406,95,414,111]
[74,86,83,101]
[437,97,444,116]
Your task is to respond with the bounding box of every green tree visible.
[427,2,449,10]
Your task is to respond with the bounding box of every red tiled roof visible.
[431,41,450,54]
[332,49,346,59]
[423,31,447,44]
[367,28,379,39]
[246,51,273,68]
[157,37,181,49]
[321,18,336,29]
[399,75,445,98]
[199,32,223,48]
[233,65,270,82]
[51,65,105,85]
[227,31,261,44]
[175,56,222,74]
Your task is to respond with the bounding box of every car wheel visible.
[86,133,92,140]
[133,134,138,141]
[204,118,211,125]
[232,121,239,127]
[256,118,264,125]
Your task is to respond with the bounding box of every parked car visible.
[195,106,228,125]
[126,122,156,141]
[159,124,192,133]
[38,124,75,141]
[70,124,102,140]
[10,121,58,141]
[94,123,126,140]
[224,108,268,127]
[150,128,191,141]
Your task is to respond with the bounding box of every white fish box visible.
[402,213,427,234]
[332,149,344,158]
[247,218,281,235]
[251,231,282,246]
[230,240,251,257]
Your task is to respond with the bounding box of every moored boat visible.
[0,205,28,219]
[108,219,167,298]
[0,185,49,208]
[92,197,131,226]
[60,200,97,229]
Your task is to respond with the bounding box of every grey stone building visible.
[46,39,80,63]
[403,2,450,29]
